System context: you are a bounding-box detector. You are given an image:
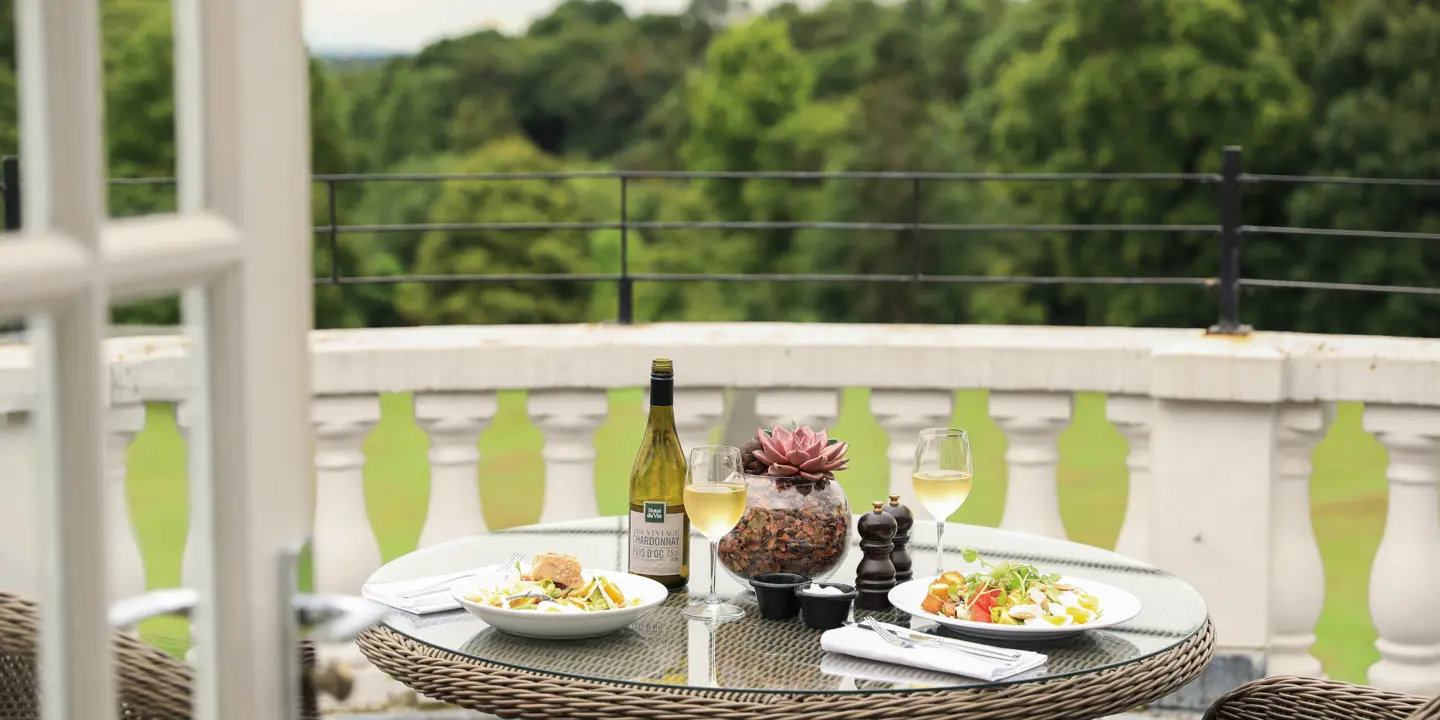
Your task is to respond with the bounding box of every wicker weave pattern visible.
[1414,695,1440,720]
[1201,676,1436,720]
[357,618,1215,720]
[0,591,319,720]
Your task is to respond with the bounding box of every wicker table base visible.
[357,619,1215,720]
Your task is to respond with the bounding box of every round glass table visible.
[357,518,1212,720]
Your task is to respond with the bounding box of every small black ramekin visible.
[749,573,810,620]
[796,582,857,630]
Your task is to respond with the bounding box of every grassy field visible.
[124,389,1388,683]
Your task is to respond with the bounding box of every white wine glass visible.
[682,445,747,621]
[912,428,973,577]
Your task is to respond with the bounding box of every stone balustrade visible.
[0,322,1438,707]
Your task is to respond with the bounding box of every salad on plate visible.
[921,549,1103,627]
[462,552,642,613]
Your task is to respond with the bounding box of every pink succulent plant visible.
[752,424,850,480]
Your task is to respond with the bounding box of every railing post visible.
[326,178,340,283]
[0,158,20,333]
[617,175,633,325]
[1213,146,1246,334]
[2,156,20,231]
[910,176,922,279]
[1149,337,1286,683]
[911,176,923,321]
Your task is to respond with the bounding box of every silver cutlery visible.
[858,617,1025,663]
[397,551,522,599]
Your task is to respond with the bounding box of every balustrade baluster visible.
[646,386,724,456]
[310,394,403,711]
[1363,405,1440,695]
[1267,403,1332,678]
[416,391,496,546]
[755,389,838,431]
[174,401,202,662]
[311,394,382,594]
[0,412,42,599]
[107,402,148,605]
[1109,395,1153,560]
[529,390,608,522]
[991,392,1071,539]
[176,401,201,592]
[871,390,954,521]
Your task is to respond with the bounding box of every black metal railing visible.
[3,148,1438,333]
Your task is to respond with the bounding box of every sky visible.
[302,0,711,53]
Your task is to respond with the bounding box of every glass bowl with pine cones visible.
[716,424,853,584]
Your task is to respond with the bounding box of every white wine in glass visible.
[685,484,748,539]
[912,428,973,577]
[911,469,973,519]
[682,445,747,621]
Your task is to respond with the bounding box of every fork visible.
[859,617,1024,663]
[398,551,522,599]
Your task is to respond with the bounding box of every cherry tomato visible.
[968,586,1001,623]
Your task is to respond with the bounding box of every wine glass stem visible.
[936,520,946,576]
[708,625,719,686]
[708,539,720,604]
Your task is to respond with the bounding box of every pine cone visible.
[740,436,768,476]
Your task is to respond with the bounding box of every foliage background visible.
[0,0,1435,335]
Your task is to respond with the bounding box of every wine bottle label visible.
[629,501,684,575]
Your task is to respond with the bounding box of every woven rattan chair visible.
[1203,675,1440,720]
[0,590,320,720]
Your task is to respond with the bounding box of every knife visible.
[863,620,1027,662]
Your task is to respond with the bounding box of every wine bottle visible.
[627,358,690,590]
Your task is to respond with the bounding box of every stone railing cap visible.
[0,323,1438,410]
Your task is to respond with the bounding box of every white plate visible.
[887,575,1142,640]
[451,565,668,640]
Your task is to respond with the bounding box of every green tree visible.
[1261,0,1440,336]
[772,0,887,99]
[394,137,599,325]
[680,17,823,319]
[0,62,15,155]
[778,0,1038,324]
[85,0,362,326]
[962,0,1311,328]
[518,1,708,159]
[683,17,812,181]
[311,58,373,329]
[326,153,474,328]
[103,0,177,216]
[2,0,1436,335]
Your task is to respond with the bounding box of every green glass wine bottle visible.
[626,358,690,590]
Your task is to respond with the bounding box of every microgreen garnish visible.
[956,548,1063,611]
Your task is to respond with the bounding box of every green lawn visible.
[124,390,1387,683]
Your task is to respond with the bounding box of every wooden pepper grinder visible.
[856,501,898,610]
[883,493,915,583]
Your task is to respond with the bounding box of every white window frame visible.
[7,1,315,719]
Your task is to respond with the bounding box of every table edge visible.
[357,617,1215,719]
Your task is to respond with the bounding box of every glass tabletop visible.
[370,517,1207,695]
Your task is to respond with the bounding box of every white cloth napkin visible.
[819,651,1050,687]
[819,624,1047,681]
[819,650,978,688]
[361,570,480,615]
